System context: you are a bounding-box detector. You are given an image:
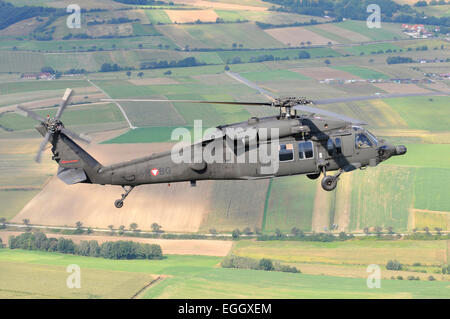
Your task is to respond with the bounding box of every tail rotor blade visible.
[35,131,51,163]
[16,105,46,123]
[61,127,91,144]
[55,88,74,120]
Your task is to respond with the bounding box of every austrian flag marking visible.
[151,168,159,176]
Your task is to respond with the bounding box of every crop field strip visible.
[1,249,448,299]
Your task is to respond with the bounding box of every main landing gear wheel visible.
[114,185,134,208]
[321,175,337,191]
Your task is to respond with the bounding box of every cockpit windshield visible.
[365,130,379,146]
[355,133,372,149]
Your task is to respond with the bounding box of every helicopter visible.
[19,84,445,209]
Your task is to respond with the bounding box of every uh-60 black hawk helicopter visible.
[18,84,426,209]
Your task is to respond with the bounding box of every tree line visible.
[221,255,300,273]
[8,232,163,260]
[264,0,450,27]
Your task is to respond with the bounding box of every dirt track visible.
[0,231,232,256]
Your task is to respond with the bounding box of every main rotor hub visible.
[45,118,63,134]
[271,97,312,108]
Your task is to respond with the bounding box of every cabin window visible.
[279,143,294,161]
[335,137,342,154]
[298,141,314,159]
[327,138,334,155]
[355,133,372,149]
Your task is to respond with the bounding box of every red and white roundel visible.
[151,168,159,176]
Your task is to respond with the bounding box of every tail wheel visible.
[321,175,337,191]
[114,199,124,209]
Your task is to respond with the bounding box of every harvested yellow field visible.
[265,26,338,46]
[13,176,214,233]
[412,209,450,231]
[333,173,352,232]
[165,10,219,23]
[168,0,268,11]
[311,180,332,232]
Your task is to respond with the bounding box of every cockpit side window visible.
[355,133,372,149]
[327,138,334,155]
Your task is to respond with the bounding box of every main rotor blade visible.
[293,104,367,125]
[35,131,51,163]
[101,98,271,106]
[61,127,91,144]
[16,105,46,123]
[312,92,449,105]
[55,88,74,120]
[225,71,276,101]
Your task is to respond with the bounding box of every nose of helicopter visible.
[394,145,407,156]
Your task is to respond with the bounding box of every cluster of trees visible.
[225,51,310,65]
[140,57,205,70]
[100,63,134,72]
[0,0,60,30]
[415,0,449,7]
[221,255,300,273]
[386,56,414,64]
[256,229,352,242]
[256,19,321,29]
[386,259,403,270]
[8,232,163,260]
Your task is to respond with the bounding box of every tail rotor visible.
[16,88,91,163]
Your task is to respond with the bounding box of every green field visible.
[0,80,89,95]
[200,180,269,232]
[0,103,126,131]
[336,20,406,41]
[232,240,448,266]
[1,249,448,299]
[264,176,317,232]
[383,96,450,132]
[103,126,191,143]
[0,36,175,52]
[332,65,389,79]
[413,168,450,212]
[385,144,450,169]
[144,9,172,24]
[217,47,341,64]
[240,69,310,82]
[0,190,41,221]
[342,43,402,56]
[132,23,161,36]
[348,166,415,231]
[160,23,285,49]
